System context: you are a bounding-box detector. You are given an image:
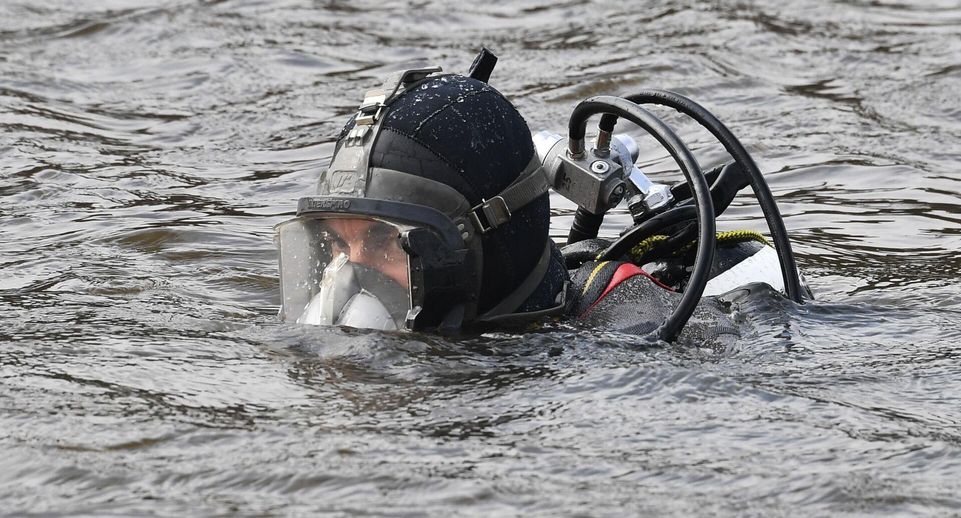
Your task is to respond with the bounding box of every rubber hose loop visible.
[569,96,715,343]
[597,90,803,303]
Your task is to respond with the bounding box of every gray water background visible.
[2,0,961,515]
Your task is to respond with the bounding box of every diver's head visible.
[276,59,566,332]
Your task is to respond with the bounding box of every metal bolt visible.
[591,160,610,175]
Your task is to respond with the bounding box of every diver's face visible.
[321,218,409,289]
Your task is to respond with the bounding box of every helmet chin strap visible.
[474,240,569,325]
[477,240,552,319]
[435,239,564,331]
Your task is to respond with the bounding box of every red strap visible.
[584,263,674,315]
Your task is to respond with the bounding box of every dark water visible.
[2,0,961,515]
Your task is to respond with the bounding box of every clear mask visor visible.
[275,216,413,331]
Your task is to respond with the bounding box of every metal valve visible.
[533,131,673,217]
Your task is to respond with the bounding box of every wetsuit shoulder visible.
[568,260,680,335]
[569,260,672,315]
[561,232,797,339]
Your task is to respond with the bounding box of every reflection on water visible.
[2,0,961,515]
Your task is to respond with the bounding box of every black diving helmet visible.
[276,64,555,332]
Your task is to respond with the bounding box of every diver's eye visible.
[365,224,397,250]
[320,229,349,253]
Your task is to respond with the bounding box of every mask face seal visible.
[276,216,414,331]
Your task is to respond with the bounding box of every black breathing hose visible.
[597,90,804,303]
[568,208,605,245]
[568,96,716,343]
[600,205,697,261]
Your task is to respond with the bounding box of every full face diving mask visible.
[277,216,413,330]
[276,198,485,331]
[276,63,559,332]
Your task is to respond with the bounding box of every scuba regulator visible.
[478,48,806,342]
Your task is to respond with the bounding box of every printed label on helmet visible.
[304,198,352,211]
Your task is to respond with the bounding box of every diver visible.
[275,49,809,342]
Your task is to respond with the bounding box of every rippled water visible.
[2,1,961,515]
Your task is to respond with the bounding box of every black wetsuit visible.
[562,236,783,341]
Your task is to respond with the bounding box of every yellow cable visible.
[581,261,610,297]
[626,230,769,262]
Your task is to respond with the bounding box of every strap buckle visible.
[381,66,442,101]
[469,196,511,234]
[355,90,387,126]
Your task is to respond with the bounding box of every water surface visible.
[2,0,961,515]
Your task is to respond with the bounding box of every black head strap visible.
[320,66,443,197]
[467,154,549,234]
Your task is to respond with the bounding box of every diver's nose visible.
[347,246,364,264]
[347,243,376,266]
